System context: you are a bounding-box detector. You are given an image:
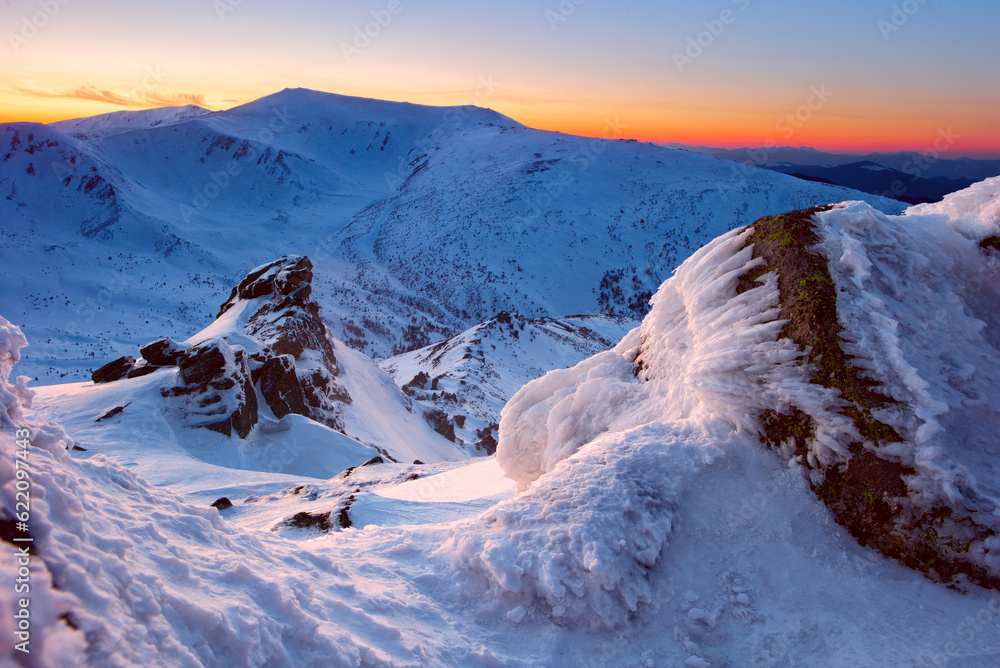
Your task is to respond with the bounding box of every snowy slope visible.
[381,312,635,452]
[51,105,212,139]
[1,88,905,382]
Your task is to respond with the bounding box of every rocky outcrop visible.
[88,254,352,438]
[218,255,313,318]
[256,354,307,419]
[161,338,258,438]
[230,256,350,430]
[92,356,135,384]
[736,207,998,590]
[139,337,187,366]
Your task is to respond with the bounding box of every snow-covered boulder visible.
[162,337,258,438]
[471,179,1000,629]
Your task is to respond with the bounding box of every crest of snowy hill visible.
[448,177,1000,631]
[84,254,466,469]
[1,88,905,381]
[380,311,635,454]
[50,104,212,139]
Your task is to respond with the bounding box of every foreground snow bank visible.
[459,228,831,628]
[906,174,1000,239]
[1,317,86,663]
[0,316,390,666]
[482,177,1000,627]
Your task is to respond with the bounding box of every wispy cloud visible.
[15,85,206,108]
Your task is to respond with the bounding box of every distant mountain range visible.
[665,144,1000,204]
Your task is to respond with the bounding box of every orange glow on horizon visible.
[3,86,998,159]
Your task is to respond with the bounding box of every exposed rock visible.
[223,256,351,430]
[476,424,498,455]
[92,356,135,384]
[298,367,350,431]
[90,254,353,442]
[281,509,333,532]
[163,338,258,438]
[338,495,355,529]
[218,255,313,317]
[425,408,455,442]
[402,371,430,396]
[211,497,233,511]
[258,354,307,419]
[127,365,161,379]
[139,336,187,366]
[739,207,998,590]
[95,403,130,422]
[980,236,1000,254]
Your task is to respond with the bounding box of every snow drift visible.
[462,179,1000,629]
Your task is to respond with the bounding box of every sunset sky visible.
[3,0,998,157]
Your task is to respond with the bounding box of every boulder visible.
[92,356,135,384]
[139,336,187,367]
[211,497,233,511]
[164,338,258,438]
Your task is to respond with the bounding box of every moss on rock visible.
[740,206,998,591]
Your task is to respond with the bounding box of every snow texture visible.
[906,175,1000,240]
[483,178,1000,629]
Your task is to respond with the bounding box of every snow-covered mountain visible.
[50,105,212,140]
[3,177,999,666]
[1,88,904,382]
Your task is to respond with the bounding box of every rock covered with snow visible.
[483,179,1000,625]
[138,336,188,367]
[161,337,258,438]
[91,355,137,384]
[224,255,351,430]
[88,255,352,437]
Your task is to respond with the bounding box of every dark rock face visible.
[476,424,498,455]
[218,255,313,318]
[139,337,187,367]
[127,365,161,379]
[211,497,233,511]
[223,255,351,430]
[90,254,353,441]
[92,356,135,384]
[258,354,307,419]
[282,509,333,532]
[162,338,258,438]
[425,408,455,442]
